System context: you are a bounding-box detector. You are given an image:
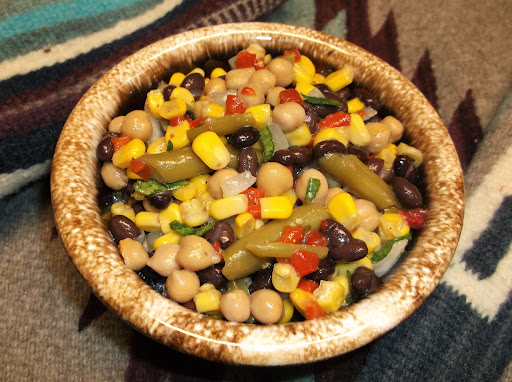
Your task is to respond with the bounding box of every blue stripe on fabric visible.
[0,0,147,40]
[463,195,512,279]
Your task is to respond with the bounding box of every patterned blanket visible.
[1,1,511,380]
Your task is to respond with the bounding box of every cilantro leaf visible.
[260,125,275,164]
[134,179,189,196]
[371,233,412,263]
[301,93,344,107]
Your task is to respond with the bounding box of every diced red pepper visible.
[303,230,329,247]
[400,209,429,230]
[212,241,224,261]
[129,159,151,180]
[356,109,365,117]
[279,88,303,105]
[297,278,319,294]
[320,219,330,232]
[242,187,265,219]
[290,249,320,277]
[111,134,131,152]
[278,226,305,244]
[189,117,206,129]
[235,50,257,68]
[225,94,247,114]
[318,111,351,130]
[253,57,265,71]
[283,48,301,63]
[247,204,261,220]
[170,115,186,126]
[304,300,326,320]
[241,86,256,96]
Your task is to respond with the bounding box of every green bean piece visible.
[138,147,211,183]
[318,153,400,210]
[305,177,321,204]
[226,279,250,295]
[244,242,328,259]
[222,204,331,280]
[186,113,257,141]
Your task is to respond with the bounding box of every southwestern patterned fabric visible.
[1,0,511,380]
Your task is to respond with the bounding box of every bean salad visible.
[97,44,427,324]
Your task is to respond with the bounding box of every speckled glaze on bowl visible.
[51,23,464,365]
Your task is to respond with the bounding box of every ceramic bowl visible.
[51,22,464,365]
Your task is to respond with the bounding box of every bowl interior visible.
[51,22,464,365]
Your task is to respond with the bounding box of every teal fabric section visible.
[0,0,68,19]
[0,0,152,40]
[266,0,316,28]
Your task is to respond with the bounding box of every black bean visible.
[132,201,144,215]
[320,219,351,247]
[181,72,205,101]
[347,145,368,163]
[306,257,335,282]
[96,134,116,162]
[366,158,385,175]
[147,191,173,210]
[204,221,235,250]
[289,146,313,165]
[328,239,368,262]
[350,267,382,300]
[238,147,259,178]
[137,266,166,294]
[271,149,294,166]
[109,215,139,243]
[313,139,347,159]
[312,103,338,119]
[303,102,321,134]
[336,87,351,102]
[352,88,381,110]
[315,63,334,77]
[393,155,418,183]
[365,114,382,123]
[197,264,227,290]
[379,167,394,184]
[392,177,423,209]
[123,180,136,201]
[322,91,348,113]
[248,266,274,293]
[162,85,176,101]
[228,126,260,148]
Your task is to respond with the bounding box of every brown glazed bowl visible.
[51,23,464,365]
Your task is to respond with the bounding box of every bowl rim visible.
[51,22,465,365]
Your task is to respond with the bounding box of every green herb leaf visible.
[305,177,321,204]
[301,93,344,107]
[260,125,275,164]
[195,220,217,236]
[170,220,216,237]
[166,139,174,151]
[134,179,189,196]
[371,233,412,263]
[345,295,355,304]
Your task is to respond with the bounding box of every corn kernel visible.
[159,98,187,120]
[188,174,210,197]
[255,219,265,230]
[192,131,231,170]
[347,98,365,113]
[205,102,225,119]
[295,82,316,96]
[172,182,196,202]
[353,227,381,253]
[334,257,373,278]
[378,212,410,242]
[147,137,167,154]
[147,89,165,118]
[180,198,209,227]
[112,138,146,169]
[164,120,191,150]
[159,203,182,234]
[111,202,135,222]
[375,144,397,168]
[272,263,301,293]
[152,230,181,249]
[330,274,350,302]
[188,67,205,77]
[396,142,423,167]
[327,192,360,231]
[324,65,354,92]
[279,298,295,324]
[294,54,316,76]
[126,166,142,180]
[209,194,248,220]
[260,196,294,220]
[313,127,349,147]
[281,189,298,207]
[194,284,221,313]
[293,66,314,85]
[313,73,326,85]
[251,140,263,151]
[244,104,271,129]
[135,211,161,232]
[313,280,345,312]
[199,191,215,214]
[285,123,312,146]
[289,288,322,319]
[169,72,185,86]
[211,67,228,78]
[234,212,256,238]
[170,87,195,109]
[348,113,371,146]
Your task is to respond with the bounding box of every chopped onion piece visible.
[362,106,378,121]
[144,101,164,144]
[268,122,289,151]
[306,87,325,98]
[221,171,256,197]
[209,89,237,106]
[373,239,408,277]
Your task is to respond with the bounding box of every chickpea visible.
[220,290,251,323]
[101,162,128,190]
[236,85,265,108]
[247,69,276,95]
[256,162,294,197]
[207,168,239,199]
[203,77,227,96]
[366,122,391,153]
[272,102,305,133]
[381,116,404,143]
[121,110,152,142]
[250,289,284,324]
[225,68,252,90]
[193,98,213,120]
[295,169,329,204]
[266,57,294,87]
[142,198,162,213]
[176,235,221,271]
[354,199,381,232]
[325,186,345,205]
[245,43,266,58]
[146,243,181,277]
[108,115,124,133]
[266,86,286,107]
[118,238,149,271]
[166,269,200,303]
